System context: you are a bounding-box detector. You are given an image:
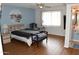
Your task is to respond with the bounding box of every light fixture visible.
[72,8,76,14]
[72,14,75,20]
[39,6,43,8]
[37,3,44,8]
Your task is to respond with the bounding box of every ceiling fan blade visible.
[36,3,44,6]
[36,3,51,8]
[44,6,51,8]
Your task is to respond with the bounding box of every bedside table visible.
[1,33,11,44]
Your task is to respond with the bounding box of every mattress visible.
[11,34,32,46]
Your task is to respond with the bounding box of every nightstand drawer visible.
[3,36,10,39]
[2,34,10,36]
[3,39,11,44]
[2,33,11,44]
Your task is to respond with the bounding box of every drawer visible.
[3,36,10,39]
[3,39,11,44]
[2,34,10,36]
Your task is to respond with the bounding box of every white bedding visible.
[11,31,46,46]
[11,34,32,46]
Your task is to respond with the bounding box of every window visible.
[42,11,61,26]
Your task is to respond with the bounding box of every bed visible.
[11,30,38,46]
[8,24,48,46]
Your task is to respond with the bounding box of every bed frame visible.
[7,24,33,46]
[7,24,48,47]
[8,24,25,32]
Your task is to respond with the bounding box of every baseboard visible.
[48,34,65,38]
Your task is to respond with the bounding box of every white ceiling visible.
[3,3,66,9]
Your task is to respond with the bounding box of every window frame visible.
[42,11,61,26]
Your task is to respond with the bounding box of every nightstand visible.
[1,33,11,44]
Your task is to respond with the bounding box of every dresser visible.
[2,32,11,44]
[1,24,25,44]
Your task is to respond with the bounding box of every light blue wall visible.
[73,44,79,48]
[73,32,79,40]
[72,32,79,48]
[1,4,35,25]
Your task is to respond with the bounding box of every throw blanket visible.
[11,30,38,46]
[11,30,32,39]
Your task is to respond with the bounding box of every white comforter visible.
[11,34,32,46]
[11,32,46,46]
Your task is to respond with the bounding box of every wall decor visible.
[9,9,22,22]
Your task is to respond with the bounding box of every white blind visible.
[42,11,61,26]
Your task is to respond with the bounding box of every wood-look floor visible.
[3,34,79,55]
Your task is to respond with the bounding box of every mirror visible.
[72,5,79,32]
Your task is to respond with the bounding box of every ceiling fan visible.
[36,3,51,8]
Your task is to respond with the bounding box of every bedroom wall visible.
[1,4,35,26]
[35,5,66,36]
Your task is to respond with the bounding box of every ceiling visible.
[3,3,66,9]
